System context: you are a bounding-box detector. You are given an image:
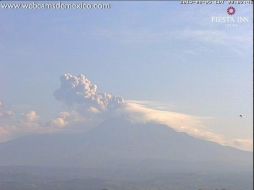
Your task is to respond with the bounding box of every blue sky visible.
[0,2,253,143]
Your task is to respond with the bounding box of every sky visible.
[0,1,253,150]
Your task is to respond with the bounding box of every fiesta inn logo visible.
[211,6,248,25]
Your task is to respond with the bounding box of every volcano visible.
[0,118,251,173]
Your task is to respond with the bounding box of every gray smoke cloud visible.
[0,75,252,151]
[54,74,124,112]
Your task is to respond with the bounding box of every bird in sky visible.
[239,114,246,118]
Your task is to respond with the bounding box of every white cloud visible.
[54,73,124,112]
[49,111,87,129]
[50,112,71,128]
[0,101,43,142]
[0,127,10,143]
[123,101,253,151]
[0,75,252,152]
[230,139,253,152]
[0,101,14,119]
[25,111,39,123]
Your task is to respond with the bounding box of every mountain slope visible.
[0,118,252,172]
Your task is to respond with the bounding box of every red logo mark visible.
[227,7,236,16]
